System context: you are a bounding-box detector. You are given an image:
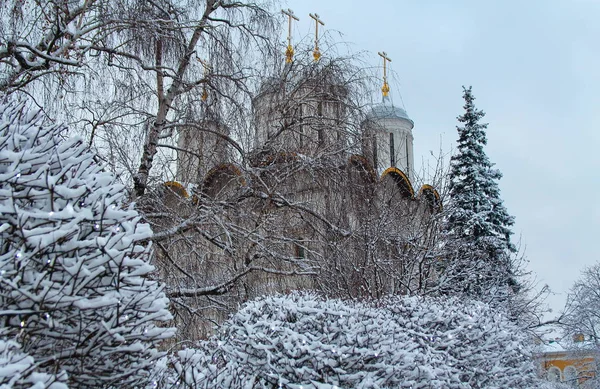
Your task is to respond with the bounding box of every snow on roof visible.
[366,95,414,126]
[539,340,566,353]
[536,337,596,355]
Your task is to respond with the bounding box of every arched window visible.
[547,366,561,382]
[564,366,578,386]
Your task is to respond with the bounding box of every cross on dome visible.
[378,51,392,97]
[309,13,325,62]
[282,9,299,63]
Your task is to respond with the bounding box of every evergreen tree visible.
[442,86,518,303]
[0,101,175,388]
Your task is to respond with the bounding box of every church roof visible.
[255,62,348,99]
[366,96,414,126]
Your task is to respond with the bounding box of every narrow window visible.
[317,101,323,117]
[295,242,305,259]
[298,104,304,147]
[406,138,410,178]
[373,138,378,171]
[318,128,324,146]
[390,132,395,167]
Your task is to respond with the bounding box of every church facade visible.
[153,62,442,340]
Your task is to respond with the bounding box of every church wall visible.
[176,120,230,184]
[252,75,349,161]
[154,153,441,341]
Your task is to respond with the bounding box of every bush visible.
[0,101,175,388]
[157,293,539,389]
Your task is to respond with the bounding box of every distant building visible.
[536,336,597,387]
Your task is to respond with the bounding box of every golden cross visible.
[281,9,299,63]
[309,13,325,62]
[378,51,392,97]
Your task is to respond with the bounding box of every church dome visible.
[255,62,348,99]
[366,96,414,127]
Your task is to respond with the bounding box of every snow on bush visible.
[536,383,571,389]
[0,102,175,388]
[0,329,68,389]
[385,296,537,388]
[155,293,539,389]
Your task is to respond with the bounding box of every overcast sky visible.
[285,0,600,321]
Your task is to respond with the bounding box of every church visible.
[152,14,442,340]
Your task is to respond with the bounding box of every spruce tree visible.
[0,101,175,388]
[442,86,518,303]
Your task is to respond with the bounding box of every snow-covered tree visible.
[152,292,540,389]
[0,101,175,388]
[563,262,600,343]
[557,262,600,388]
[441,86,519,305]
[0,0,281,195]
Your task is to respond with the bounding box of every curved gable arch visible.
[202,163,246,198]
[164,181,189,198]
[348,154,377,183]
[418,184,442,212]
[381,167,415,199]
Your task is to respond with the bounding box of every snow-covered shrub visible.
[156,293,539,389]
[385,296,538,389]
[0,329,68,389]
[223,295,460,388]
[536,382,571,389]
[0,102,175,388]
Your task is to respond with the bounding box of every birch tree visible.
[0,0,452,340]
[0,0,280,192]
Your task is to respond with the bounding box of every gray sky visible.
[286,0,600,320]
